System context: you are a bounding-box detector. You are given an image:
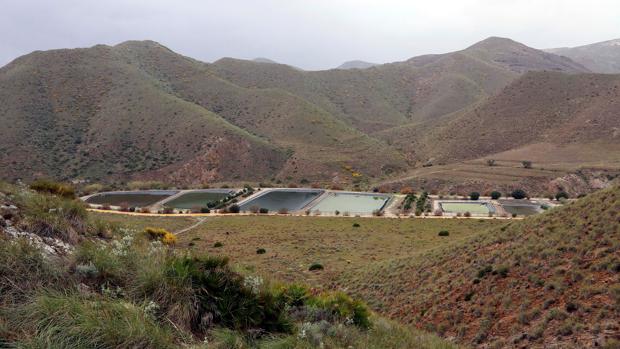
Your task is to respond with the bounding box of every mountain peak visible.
[336,60,378,70]
[466,36,523,50]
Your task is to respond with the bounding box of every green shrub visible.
[200,207,211,214]
[228,204,240,214]
[352,223,360,228]
[309,263,324,271]
[17,191,88,242]
[469,192,480,200]
[511,189,527,199]
[259,208,269,214]
[477,265,493,278]
[29,179,75,198]
[307,291,371,329]
[555,191,569,201]
[490,191,501,200]
[438,230,449,237]
[256,248,266,254]
[9,293,175,348]
[0,239,65,305]
[496,266,509,278]
[214,242,224,248]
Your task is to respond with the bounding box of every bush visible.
[306,291,371,329]
[438,230,449,236]
[256,248,266,254]
[522,160,532,169]
[490,191,501,200]
[213,242,224,248]
[511,189,528,199]
[143,227,176,245]
[372,209,384,217]
[149,254,292,334]
[469,192,480,200]
[352,223,360,228]
[228,204,240,214]
[309,263,324,271]
[278,208,288,215]
[486,159,496,166]
[9,293,176,348]
[18,192,89,243]
[463,211,471,218]
[555,191,569,201]
[30,179,75,198]
[249,205,260,214]
[259,208,269,214]
[200,207,210,214]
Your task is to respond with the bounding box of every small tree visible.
[555,191,569,201]
[486,159,496,167]
[490,191,501,200]
[470,192,480,200]
[511,189,528,200]
[228,204,240,213]
[522,161,532,169]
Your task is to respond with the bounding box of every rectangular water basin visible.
[239,189,323,212]
[85,190,178,207]
[164,190,235,209]
[499,200,542,216]
[439,201,495,215]
[310,192,391,215]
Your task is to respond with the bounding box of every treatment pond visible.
[310,192,391,215]
[239,189,324,212]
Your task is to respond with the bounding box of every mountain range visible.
[1,36,619,193]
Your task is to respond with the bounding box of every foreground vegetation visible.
[0,182,455,348]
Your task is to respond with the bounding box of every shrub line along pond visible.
[84,190,179,207]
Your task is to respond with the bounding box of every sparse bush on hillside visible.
[438,230,449,237]
[309,263,324,271]
[256,248,266,254]
[555,191,569,201]
[352,223,360,228]
[511,189,528,199]
[29,179,75,198]
[213,242,223,248]
[143,227,176,245]
[522,160,532,169]
[486,159,496,166]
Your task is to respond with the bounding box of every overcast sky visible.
[1,0,619,70]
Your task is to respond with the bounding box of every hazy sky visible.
[1,0,619,70]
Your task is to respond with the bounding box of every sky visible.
[1,0,619,70]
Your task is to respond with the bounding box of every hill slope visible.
[378,71,620,165]
[0,37,603,187]
[546,39,620,73]
[342,186,620,348]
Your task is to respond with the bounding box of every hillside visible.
[342,185,620,348]
[547,39,620,74]
[0,37,610,191]
[410,71,620,163]
[0,182,457,348]
[0,41,407,185]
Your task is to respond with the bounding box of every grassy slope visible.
[341,186,620,348]
[0,44,288,183]
[93,213,504,288]
[0,183,458,349]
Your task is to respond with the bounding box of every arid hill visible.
[342,185,620,348]
[1,36,615,192]
[547,38,620,74]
